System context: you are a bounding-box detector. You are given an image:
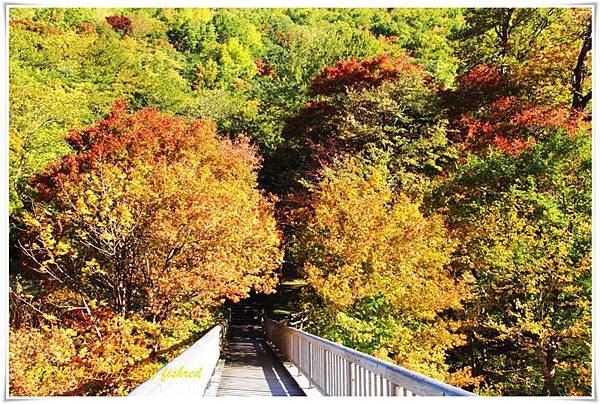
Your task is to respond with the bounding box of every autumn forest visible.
[8,8,592,396]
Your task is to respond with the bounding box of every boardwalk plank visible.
[216,322,305,397]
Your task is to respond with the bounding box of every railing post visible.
[308,342,313,388]
[297,336,302,376]
[359,367,363,396]
[390,382,397,396]
[336,355,340,396]
[346,361,353,396]
[322,349,328,395]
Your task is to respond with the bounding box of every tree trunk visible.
[497,9,514,58]
[572,20,592,111]
[535,346,559,396]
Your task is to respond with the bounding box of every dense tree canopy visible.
[8,7,465,212]
[8,7,592,397]
[429,127,591,395]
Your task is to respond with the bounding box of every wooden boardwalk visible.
[216,311,305,397]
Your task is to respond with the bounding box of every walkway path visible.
[216,305,305,397]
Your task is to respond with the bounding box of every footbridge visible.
[129,303,475,397]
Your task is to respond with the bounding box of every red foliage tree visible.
[310,55,424,96]
[457,97,586,156]
[105,15,131,34]
[34,100,216,200]
[14,101,284,395]
[443,65,512,117]
[445,65,589,156]
[263,55,439,195]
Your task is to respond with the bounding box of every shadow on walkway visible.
[216,314,305,397]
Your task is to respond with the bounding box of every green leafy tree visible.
[453,8,591,111]
[431,128,591,395]
[266,55,455,195]
[460,193,591,395]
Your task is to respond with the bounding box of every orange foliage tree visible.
[11,101,282,395]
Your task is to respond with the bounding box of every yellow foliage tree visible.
[291,158,472,380]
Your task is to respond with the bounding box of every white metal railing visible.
[129,311,230,397]
[264,317,475,397]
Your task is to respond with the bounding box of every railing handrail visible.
[129,309,232,397]
[264,316,475,397]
